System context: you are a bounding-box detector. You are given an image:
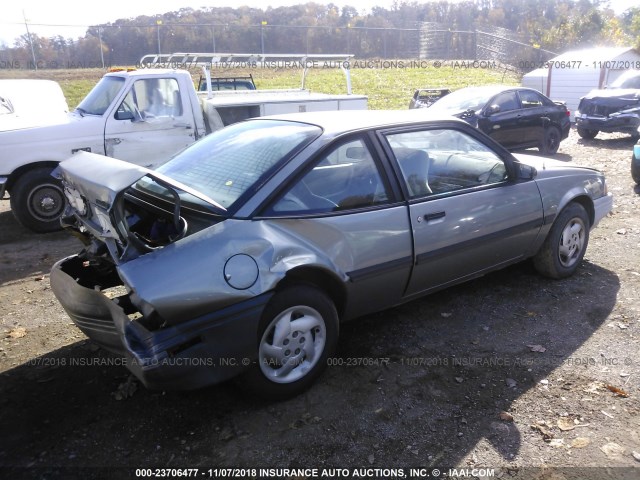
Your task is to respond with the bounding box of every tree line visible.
[1,0,639,69]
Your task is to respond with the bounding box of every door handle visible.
[173,122,192,129]
[422,211,446,222]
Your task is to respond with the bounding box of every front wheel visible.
[238,285,338,399]
[539,126,561,155]
[533,203,590,279]
[9,168,65,233]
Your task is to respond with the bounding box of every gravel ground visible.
[0,127,639,479]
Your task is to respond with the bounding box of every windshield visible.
[429,87,503,113]
[76,76,125,115]
[154,120,322,209]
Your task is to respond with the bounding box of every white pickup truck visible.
[0,53,367,232]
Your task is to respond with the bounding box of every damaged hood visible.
[57,152,152,209]
[57,153,225,241]
[580,88,640,109]
[59,153,225,209]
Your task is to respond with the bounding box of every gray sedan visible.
[51,110,612,398]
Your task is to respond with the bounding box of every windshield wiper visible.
[75,107,87,117]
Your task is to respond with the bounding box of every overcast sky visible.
[0,0,631,47]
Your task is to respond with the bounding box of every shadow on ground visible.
[0,258,619,476]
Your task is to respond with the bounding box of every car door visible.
[477,91,523,148]
[381,126,544,298]
[261,135,414,319]
[516,89,550,146]
[104,77,196,169]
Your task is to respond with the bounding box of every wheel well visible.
[277,267,347,319]
[568,195,595,227]
[6,162,59,192]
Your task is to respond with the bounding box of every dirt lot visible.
[1,128,639,479]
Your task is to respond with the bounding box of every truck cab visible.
[1,54,367,233]
[0,69,205,232]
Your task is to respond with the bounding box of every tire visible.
[9,168,65,233]
[533,203,590,279]
[238,285,338,399]
[577,127,598,140]
[539,126,561,155]
[632,151,640,185]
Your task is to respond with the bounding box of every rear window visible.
[154,120,321,209]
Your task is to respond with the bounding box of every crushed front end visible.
[50,153,270,389]
[576,89,640,137]
[50,255,270,389]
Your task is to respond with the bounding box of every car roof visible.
[256,109,468,136]
[449,85,535,96]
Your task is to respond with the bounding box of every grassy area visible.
[0,64,521,110]
[253,63,520,109]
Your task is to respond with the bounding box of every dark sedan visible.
[427,85,571,154]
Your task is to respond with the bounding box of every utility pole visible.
[261,21,267,54]
[23,10,38,70]
[156,19,162,56]
[98,26,105,69]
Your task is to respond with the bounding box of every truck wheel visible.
[238,285,338,399]
[539,126,561,155]
[533,203,589,279]
[10,168,65,233]
[577,127,598,139]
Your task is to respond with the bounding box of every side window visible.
[385,129,508,198]
[491,92,519,112]
[269,138,390,214]
[116,78,183,120]
[519,90,544,108]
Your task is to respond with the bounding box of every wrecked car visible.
[50,110,613,398]
[425,85,570,155]
[408,88,451,109]
[576,70,640,139]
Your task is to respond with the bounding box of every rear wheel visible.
[577,127,598,139]
[238,285,338,399]
[9,168,65,233]
[539,126,561,155]
[533,203,590,279]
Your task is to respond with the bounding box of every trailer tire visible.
[10,168,65,233]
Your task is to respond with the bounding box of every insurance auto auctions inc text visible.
[214,467,495,478]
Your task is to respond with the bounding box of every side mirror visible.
[115,110,135,121]
[516,162,537,180]
[486,104,501,115]
[115,105,145,122]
